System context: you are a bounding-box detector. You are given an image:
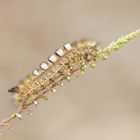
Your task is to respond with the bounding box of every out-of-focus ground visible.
[0,0,140,140]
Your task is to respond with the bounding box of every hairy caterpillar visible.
[8,40,99,108]
[0,29,140,134]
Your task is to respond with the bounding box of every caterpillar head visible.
[8,86,22,105]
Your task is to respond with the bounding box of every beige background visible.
[0,0,140,140]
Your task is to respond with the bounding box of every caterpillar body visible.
[8,40,100,108]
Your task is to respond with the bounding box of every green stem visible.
[104,29,140,54]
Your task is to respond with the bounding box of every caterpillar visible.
[0,29,140,134]
[8,40,100,108]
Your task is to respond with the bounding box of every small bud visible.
[26,110,32,115]
[104,48,111,54]
[101,55,108,61]
[66,76,71,81]
[80,70,85,75]
[82,62,85,66]
[15,113,22,120]
[70,66,73,70]
[52,89,56,93]
[75,73,79,78]
[7,124,13,130]
[89,63,96,68]
[113,45,120,51]
[34,101,39,107]
[60,82,64,86]
[41,96,48,101]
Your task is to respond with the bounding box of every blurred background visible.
[0,0,140,140]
